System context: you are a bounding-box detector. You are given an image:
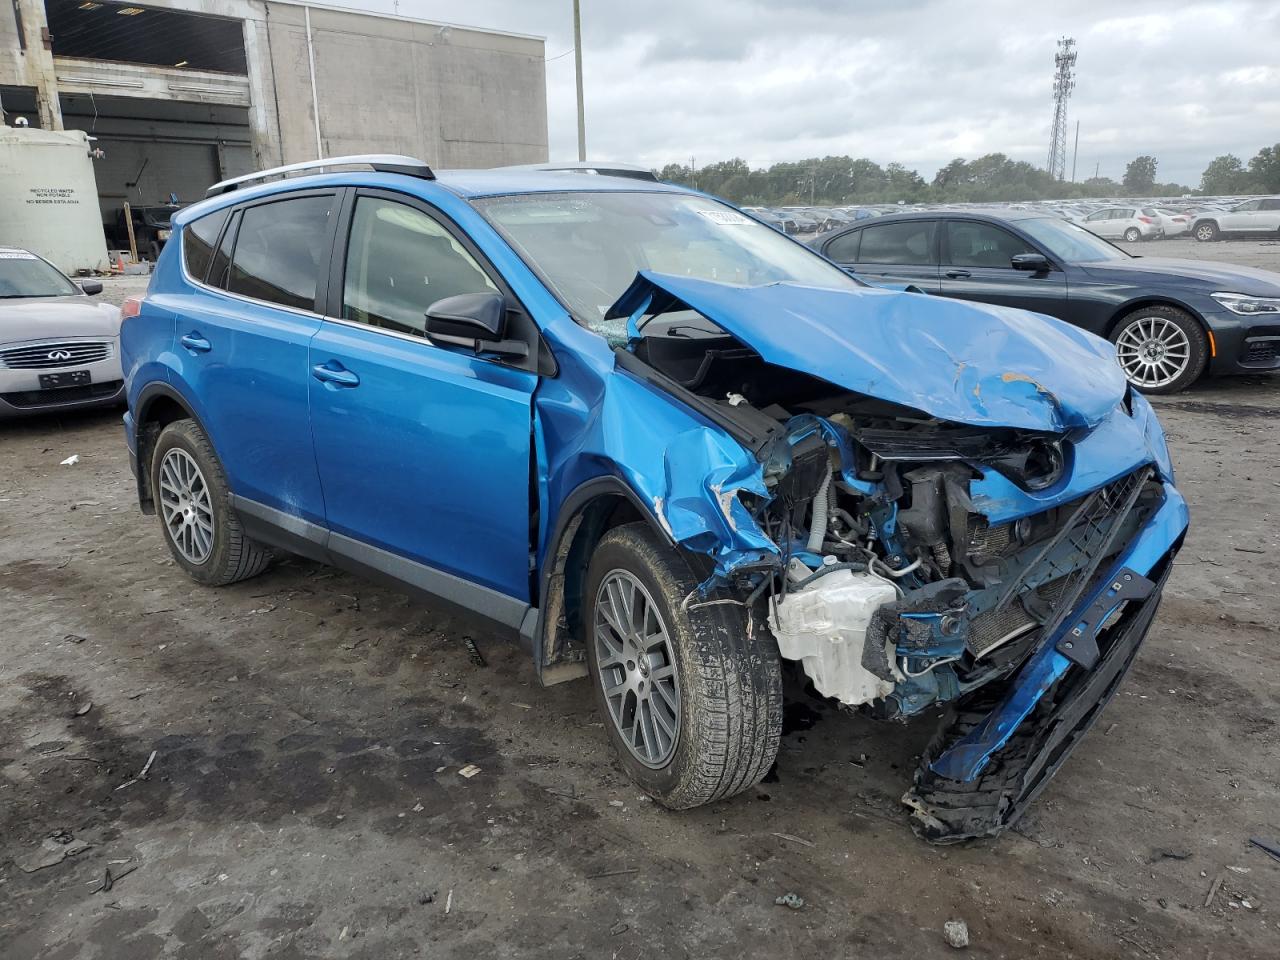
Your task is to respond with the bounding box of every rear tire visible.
[583,523,782,809]
[1193,221,1219,242]
[150,419,272,586]
[1123,227,1141,242]
[1109,305,1208,394]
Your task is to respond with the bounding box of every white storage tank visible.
[0,127,109,274]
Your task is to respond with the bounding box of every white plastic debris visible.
[943,919,970,949]
[458,764,481,779]
[60,454,80,466]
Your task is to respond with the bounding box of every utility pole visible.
[690,156,696,190]
[573,0,586,161]
[1071,119,1080,182]
[1046,37,1076,181]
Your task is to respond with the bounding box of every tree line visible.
[655,143,1280,206]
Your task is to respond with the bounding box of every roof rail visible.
[206,154,435,197]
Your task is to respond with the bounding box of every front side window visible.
[342,197,497,336]
[0,250,80,299]
[1261,199,1280,211]
[856,220,936,265]
[1233,199,1261,211]
[1018,217,1129,263]
[183,207,229,283]
[228,195,332,311]
[945,221,1033,268]
[473,191,857,329]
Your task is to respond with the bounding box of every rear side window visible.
[856,220,936,265]
[228,195,333,311]
[182,208,229,283]
[824,230,861,263]
[342,196,497,336]
[1261,199,1280,211]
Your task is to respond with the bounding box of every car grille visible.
[0,340,114,369]
[965,467,1154,658]
[1,380,122,408]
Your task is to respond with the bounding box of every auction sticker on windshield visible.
[696,209,754,225]
[0,251,38,259]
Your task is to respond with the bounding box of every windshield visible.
[0,251,81,298]
[473,191,859,332]
[1018,217,1131,264]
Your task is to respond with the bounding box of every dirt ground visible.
[2,242,1279,959]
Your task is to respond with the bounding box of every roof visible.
[434,168,683,198]
[844,208,1052,224]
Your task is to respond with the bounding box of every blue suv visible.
[121,156,1188,841]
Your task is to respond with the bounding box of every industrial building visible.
[0,0,549,270]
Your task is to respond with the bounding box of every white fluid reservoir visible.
[0,128,109,274]
[769,570,898,706]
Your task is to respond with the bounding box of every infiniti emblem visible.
[47,350,72,361]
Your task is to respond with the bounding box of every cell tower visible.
[1047,37,1077,181]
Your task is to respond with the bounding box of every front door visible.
[938,220,1068,320]
[308,191,538,605]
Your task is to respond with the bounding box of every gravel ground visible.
[2,245,1279,959]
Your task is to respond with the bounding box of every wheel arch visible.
[532,476,677,684]
[1103,296,1213,348]
[132,382,211,514]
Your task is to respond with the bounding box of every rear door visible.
[1258,198,1280,231]
[1219,199,1260,232]
[1083,209,1116,238]
[170,190,336,527]
[308,189,539,606]
[833,219,940,291]
[937,219,1068,320]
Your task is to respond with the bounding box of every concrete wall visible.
[262,2,548,168]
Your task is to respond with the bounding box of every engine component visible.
[862,578,971,680]
[769,570,898,706]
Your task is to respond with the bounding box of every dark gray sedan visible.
[808,210,1280,393]
[0,248,122,417]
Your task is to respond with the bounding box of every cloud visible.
[330,0,1280,186]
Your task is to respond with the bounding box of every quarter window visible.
[945,221,1033,268]
[341,197,497,336]
[182,208,228,283]
[824,230,861,263]
[228,195,333,311]
[856,220,936,265]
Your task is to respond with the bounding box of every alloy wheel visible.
[593,569,681,768]
[158,448,215,564]
[1113,315,1192,389]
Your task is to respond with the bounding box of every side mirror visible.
[80,279,103,296]
[425,292,528,360]
[1011,253,1050,273]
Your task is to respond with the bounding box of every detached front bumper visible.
[903,481,1188,842]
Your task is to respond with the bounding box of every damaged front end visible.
[606,272,1188,842]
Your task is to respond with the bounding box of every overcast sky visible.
[326,0,1279,187]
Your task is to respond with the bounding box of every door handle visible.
[180,332,212,353]
[312,362,360,388]
[945,270,972,280]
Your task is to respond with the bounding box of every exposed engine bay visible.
[622,308,1164,722]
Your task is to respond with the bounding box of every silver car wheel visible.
[1114,315,1192,389]
[158,448,215,564]
[593,569,681,768]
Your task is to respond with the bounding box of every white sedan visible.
[0,248,123,418]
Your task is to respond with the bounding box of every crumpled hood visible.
[1081,257,1280,295]
[0,296,122,341]
[609,272,1126,433]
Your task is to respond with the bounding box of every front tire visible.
[1193,221,1219,242]
[584,523,782,809]
[1109,305,1208,394]
[150,419,272,586]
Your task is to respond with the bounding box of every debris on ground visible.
[772,832,815,847]
[92,863,139,893]
[115,749,158,790]
[462,636,486,667]
[609,921,629,936]
[59,454,80,466]
[1249,837,1280,864]
[943,919,970,949]
[63,633,86,644]
[18,832,92,873]
[458,764,481,779]
[1148,848,1192,863]
[774,893,805,910]
[74,701,93,716]
[445,889,454,914]
[1204,871,1226,907]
